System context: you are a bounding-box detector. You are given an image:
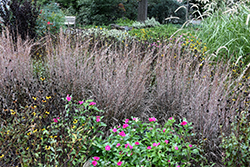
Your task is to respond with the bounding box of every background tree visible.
[137,0,147,22]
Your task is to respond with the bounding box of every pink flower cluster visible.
[53,117,60,123]
[92,157,100,166]
[149,117,156,122]
[96,116,101,122]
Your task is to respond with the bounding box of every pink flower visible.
[53,118,58,123]
[125,119,129,123]
[125,143,129,148]
[175,146,178,150]
[133,118,137,121]
[189,144,193,148]
[47,21,51,25]
[168,160,170,163]
[117,161,123,166]
[105,145,111,151]
[92,161,97,166]
[147,146,152,150]
[116,143,121,147]
[96,116,100,122]
[135,141,139,145]
[66,94,71,101]
[89,102,96,106]
[163,128,166,132]
[113,128,117,132]
[149,117,156,122]
[165,140,169,144]
[57,117,59,120]
[119,131,126,137]
[153,143,158,147]
[119,151,122,154]
[79,101,83,104]
[93,157,100,161]
[129,145,133,149]
[181,121,187,126]
[117,126,121,128]
[169,117,173,120]
[177,166,180,167]
[123,124,129,128]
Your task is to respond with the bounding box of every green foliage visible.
[196,2,250,67]
[0,0,41,45]
[91,117,203,166]
[35,2,66,39]
[0,95,106,166]
[77,0,124,25]
[148,0,186,24]
[220,111,250,167]
[132,17,161,29]
[115,17,135,26]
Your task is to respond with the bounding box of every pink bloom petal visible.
[165,140,169,144]
[175,146,178,150]
[113,128,117,132]
[116,143,120,147]
[96,118,100,122]
[135,141,139,145]
[89,102,96,106]
[57,117,59,120]
[123,124,129,128]
[129,144,133,149]
[79,101,83,104]
[189,144,193,148]
[53,118,58,123]
[169,117,173,120]
[181,121,187,126]
[125,119,129,123]
[149,117,156,122]
[66,94,71,101]
[153,143,157,147]
[147,146,151,150]
[92,161,97,166]
[163,128,166,132]
[117,161,123,166]
[119,131,126,137]
[105,145,111,151]
[93,157,100,161]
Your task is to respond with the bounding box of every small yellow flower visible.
[73,125,76,129]
[33,129,37,133]
[50,136,53,138]
[239,83,242,85]
[54,136,57,138]
[73,119,78,124]
[32,97,37,100]
[45,146,50,150]
[0,154,4,158]
[100,27,102,30]
[42,128,45,131]
[23,116,25,119]
[42,100,46,103]
[26,147,29,150]
[232,99,236,101]
[203,76,206,78]
[40,77,45,81]
[7,130,10,135]
[10,109,16,115]
[27,132,31,136]
[161,54,164,57]
[32,112,36,116]
[46,96,51,99]
[45,111,50,114]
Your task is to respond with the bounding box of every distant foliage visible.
[148,0,186,24]
[0,0,41,45]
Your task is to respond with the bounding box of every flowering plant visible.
[90,117,200,166]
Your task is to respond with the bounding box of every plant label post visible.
[64,16,76,28]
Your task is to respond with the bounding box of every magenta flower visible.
[129,145,133,149]
[125,119,129,123]
[163,128,166,132]
[168,160,170,163]
[117,126,121,128]
[79,101,83,104]
[175,146,179,150]
[153,143,158,147]
[105,145,111,151]
[169,117,173,120]
[189,144,193,148]
[147,146,152,150]
[93,157,100,161]
[116,143,121,147]
[66,94,71,101]
[113,128,117,132]
[117,161,123,166]
[123,124,129,128]
[96,116,100,122]
[165,140,169,144]
[181,121,187,126]
[89,102,96,106]
[149,117,156,122]
[125,143,129,148]
[135,141,139,145]
[119,131,126,137]
[133,118,137,121]
[47,21,51,25]
[92,161,97,166]
[53,118,58,123]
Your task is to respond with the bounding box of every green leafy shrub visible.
[0,0,41,46]
[131,17,161,29]
[91,117,203,166]
[220,110,250,167]
[35,2,66,39]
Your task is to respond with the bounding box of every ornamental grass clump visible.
[90,117,202,166]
